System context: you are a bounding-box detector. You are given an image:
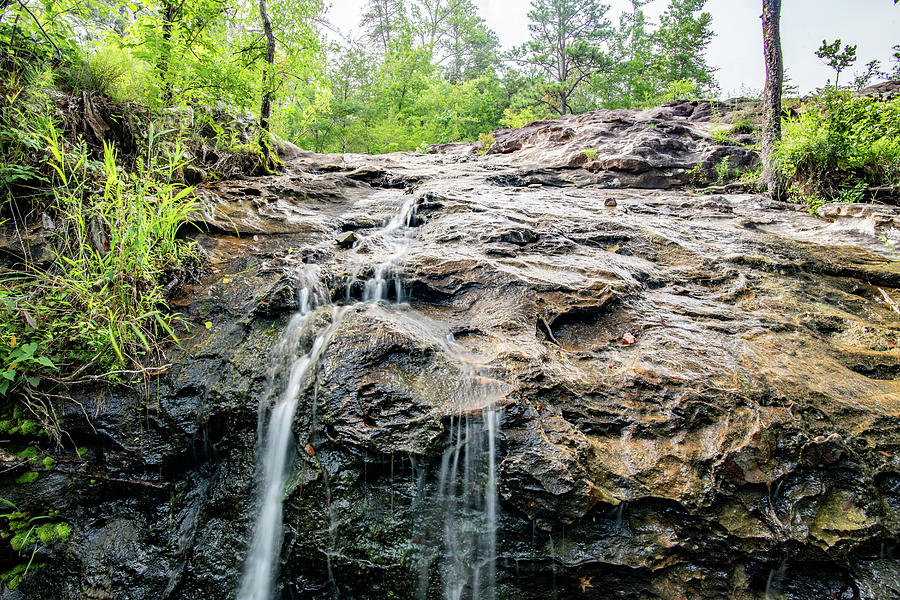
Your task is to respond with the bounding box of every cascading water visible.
[239,193,503,600]
[239,195,421,599]
[238,267,343,600]
[421,336,504,600]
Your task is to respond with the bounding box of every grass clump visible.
[1,107,198,438]
[776,89,900,208]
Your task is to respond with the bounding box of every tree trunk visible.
[159,0,177,104]
[760,0,783,200]
[258,0,276,169]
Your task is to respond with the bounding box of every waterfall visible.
[238,267,343,600]
[239,194,503,599]
[417,333,505,600]
[436,408,501,600]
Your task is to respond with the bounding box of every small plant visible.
[477,132,495,155]
[0,498,72,590]
[685,163,706,186]
[582,147,598,159]
[715,156,731,184]
[0,116,199,441]
[729,115,758,135]
[710,128,732,145]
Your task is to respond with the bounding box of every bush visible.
[775,90,900,207]
[60,46,152,103]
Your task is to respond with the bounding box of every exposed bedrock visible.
[3,101,900,600]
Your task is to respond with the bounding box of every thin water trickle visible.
[239,194,504,600]
[239,196,422,600]
[414,333,505,600]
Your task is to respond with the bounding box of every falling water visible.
[415,332,504,600]
[361,196,417,303]
[435,408,501,600]
[240,193,503,599]
[239,195,421,600]
[238,266,343,600]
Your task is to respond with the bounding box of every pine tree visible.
[514,0,613,116]
[652,0,718,97]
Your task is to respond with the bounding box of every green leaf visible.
[35,356,55,368]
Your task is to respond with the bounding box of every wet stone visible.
[7,102,900,600]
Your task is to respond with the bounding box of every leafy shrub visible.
[775,90,900,206]
[499,107,539,130]
[477,132,495,155]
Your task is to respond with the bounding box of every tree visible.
[593,0,656,108]
[815,39,857,88]
[653,0,718,97]
[409,0,444,47]
[760,0,783,199]
[361,0,406,54]
[853,60,886,91]
[436,0,499,83]
[890,45,900,79]
[258,0,276,166]
[514,0,613,116]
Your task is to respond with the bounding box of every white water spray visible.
[239,195,421,599]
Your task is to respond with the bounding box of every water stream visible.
[239,194,503,599]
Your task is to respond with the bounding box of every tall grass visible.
[1,117,198,406]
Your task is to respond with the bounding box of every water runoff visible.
[238,192,504,599]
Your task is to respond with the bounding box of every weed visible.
[710,128,732,145]
[715,156,731,184]
[477,132,495,155]
[582,147,598,159]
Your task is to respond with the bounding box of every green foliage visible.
[477,132,495,155]
[815,39,857,88]
[583,147,598,159]
[651,0,717,97]
[714,156,730,184]
[775,90,900,207]
[0,114,197,409]
[499,107,540,130]
[0,499,69,589]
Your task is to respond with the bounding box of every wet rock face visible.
[429,99,759,189]
[5,103,900,600]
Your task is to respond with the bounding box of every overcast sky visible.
[324,0,899,96]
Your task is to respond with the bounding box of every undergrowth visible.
[776,89,900,208]
[1,101,198,441]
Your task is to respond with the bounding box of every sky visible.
[324,0,899,96]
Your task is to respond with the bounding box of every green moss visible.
[16,446,37,460]
[41,456,54,470]
[15,420,37,436]
[53,522,72,542]
[14,471,38,484]
[76,446,88,457]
